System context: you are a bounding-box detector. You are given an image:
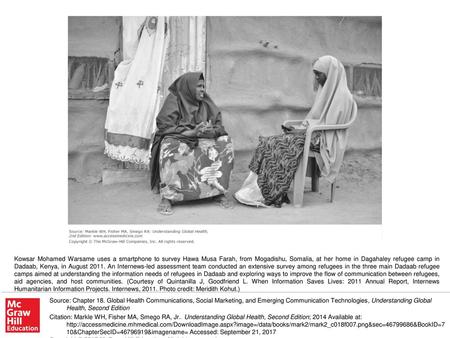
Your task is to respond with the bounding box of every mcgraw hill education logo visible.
[5,298,40,333]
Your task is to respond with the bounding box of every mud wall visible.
[206,17,382,151]
[68,17,121,183]
[68,101,109,183]
[69,17,381,183]
[68,16,121,58]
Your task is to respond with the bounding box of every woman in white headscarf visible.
[235,55,355,207]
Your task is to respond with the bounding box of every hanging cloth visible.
[104,16,168,166]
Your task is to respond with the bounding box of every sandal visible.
[215,194,235,209]
[157,199,173,215]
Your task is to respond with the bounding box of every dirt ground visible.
[68,150,381,224]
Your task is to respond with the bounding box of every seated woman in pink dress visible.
[150,72,234,215]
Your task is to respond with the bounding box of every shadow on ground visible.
[69,150,381,224]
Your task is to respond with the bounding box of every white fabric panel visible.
[104,17,168,165]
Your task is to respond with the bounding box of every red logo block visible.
[5,298,40,333]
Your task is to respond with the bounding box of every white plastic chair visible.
[283,101,358,207]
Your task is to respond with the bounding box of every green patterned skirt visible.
[159,136,234,202]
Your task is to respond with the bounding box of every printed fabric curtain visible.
[104,16,168,166]
[104,16,206,167]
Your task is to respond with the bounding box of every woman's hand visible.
[181,123,206,137]
[181,129,197,137]
[197,127,216,138]
[300,120,310,128]
[303,119,319,128]
[181,125,200,137]
[197,121,216,138]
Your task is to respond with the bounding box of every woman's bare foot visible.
[215,193,235,209]
[157,198,173,215]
